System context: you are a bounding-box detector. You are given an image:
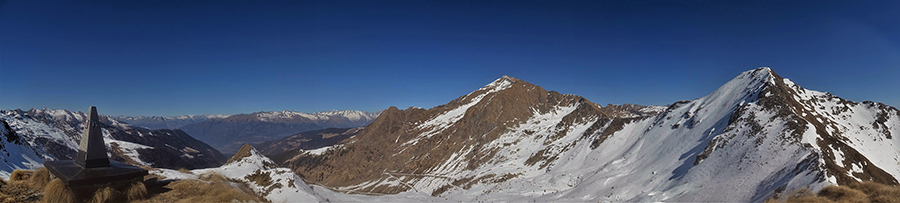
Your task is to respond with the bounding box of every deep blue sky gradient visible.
[2,0,898,116]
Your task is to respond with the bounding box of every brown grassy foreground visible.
[132,172,262,203]
[767,181,900,203]
[1,168,263,203]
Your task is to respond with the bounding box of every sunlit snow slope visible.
[281,68,898,202]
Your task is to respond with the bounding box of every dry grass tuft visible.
[818,185,868,203]
[2,168,154,203]
[89,186,123,203]
[849,181,900,203]
[9,169,32,182]
[0,193,14,203]
[42,179,75,203]
[29,167,50,189]
[125,182,148,201]
[1,181,35,202]
[134,173,261,203]
[785,196,833,203]
[168,177,259,202]
[769,181,900,203]
[177,168,193,174]
[1,169,44,202]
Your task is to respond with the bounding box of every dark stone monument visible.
[44,106,148,187]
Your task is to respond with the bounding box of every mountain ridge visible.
[177,110,381,155]
[275,67,898,202]
[110,114,228,130]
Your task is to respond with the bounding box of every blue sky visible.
[1,0,898,116]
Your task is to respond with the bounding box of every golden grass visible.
[769,181,900,203]
[818,185,868,203]
[125,182,148,201]
[8,169,32,182]
[3,168,261,203]
[41,179,75,203]
[89,186,123,203]
[848,182,900,203]
[133,173,261,203]
[1,169,48,202]
[1,181,33,203]
[29,167,50,189]
[177,168,193,174]
[167,175,260,203]
[786,196,833,203]
[1,168,157,203]
[0,193,13,203]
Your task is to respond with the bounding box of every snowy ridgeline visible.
[111,110,380,130]
[305,68,898,202]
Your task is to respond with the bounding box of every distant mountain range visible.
[173,110,379,155]
[273,68,899,202]
[110,115,229,130]
[0,108,226,179]
[110,110,379,155]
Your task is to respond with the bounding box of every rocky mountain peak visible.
[481,75,520,90]
[227,143,256,165]
[280,74,664,194]
[224,143,277,170]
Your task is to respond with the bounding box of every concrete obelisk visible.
[45,106,148,191]
[75,106,110,168]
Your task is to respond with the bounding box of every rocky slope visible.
[279,69,898,202]
[179,110,380,155]
[0,108,226,179]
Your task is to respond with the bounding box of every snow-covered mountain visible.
[110,115,228,130]
[179,110,380,155]
[0,108,226,179]
[279,68,899,202]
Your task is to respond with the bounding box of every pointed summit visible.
[225,143,277,169]
[498,75,518,82]
[492,75,520,85]
[477,75,523,93]
[227,143,256,165]
[76,106,110,168]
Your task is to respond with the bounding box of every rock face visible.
[0,108,226,177]
[178,110,380,155]
[279,69,899,202]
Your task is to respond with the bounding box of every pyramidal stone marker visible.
[44,106,148,186]
[76,106,110,168]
